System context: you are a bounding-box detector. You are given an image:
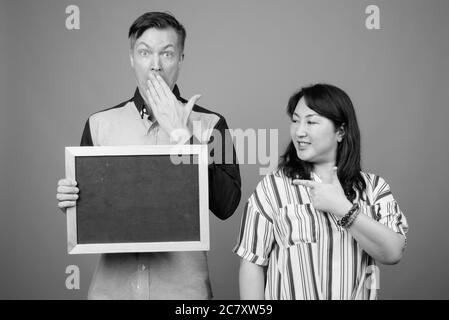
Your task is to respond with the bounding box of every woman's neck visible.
[313,162,336,183]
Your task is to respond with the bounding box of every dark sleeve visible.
[207,118,242,220]
[80,119,94,146]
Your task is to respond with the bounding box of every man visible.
[56,12,241,299]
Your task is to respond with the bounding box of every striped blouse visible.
[233,170,408,300]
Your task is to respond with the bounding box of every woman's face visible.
[290,97,343,166]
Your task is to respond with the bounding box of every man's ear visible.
[179,52,185,65]
[129,49,134,68]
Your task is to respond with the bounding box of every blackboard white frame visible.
[65,145,209,254]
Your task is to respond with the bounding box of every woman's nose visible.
[295,124,307,137]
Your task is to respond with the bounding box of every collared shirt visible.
[233,170,408,300]
[79,86,241,299]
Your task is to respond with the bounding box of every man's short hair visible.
[128,12,187,51]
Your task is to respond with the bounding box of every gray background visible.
[1,0,448,299]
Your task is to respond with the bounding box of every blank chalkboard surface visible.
[76,154,199,243]
[65,145,209,254]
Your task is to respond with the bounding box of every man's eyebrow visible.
[135,42,175,50]
[161,44,175,50]
[135,41,149,48]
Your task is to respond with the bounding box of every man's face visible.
[130,27,183,101]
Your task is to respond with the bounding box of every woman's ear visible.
[337,123,345,143]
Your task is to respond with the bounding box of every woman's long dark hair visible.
[279,83,366,201]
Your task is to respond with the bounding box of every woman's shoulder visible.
[253,168,291,190]
[359,171,395,202]
[262,168,291,182]
[360,171,389,188]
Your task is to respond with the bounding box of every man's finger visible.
[292,179,317,189]
[58,201,76,209]
[149,73,168,100]
[147,78,161,104]
[146,88,160,116]
[57,193,79,201]
[58,179,77,187]
[154,74,174,99]
[185,94,201,116]
[57,186,79,194]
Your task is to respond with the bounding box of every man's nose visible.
[150,54,162,72]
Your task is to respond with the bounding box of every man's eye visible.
[307,121,317,125]
[162,51,174,58]
[139,50,149,56]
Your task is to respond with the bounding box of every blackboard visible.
[65,145,209,254]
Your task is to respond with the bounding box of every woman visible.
[234,84,408,300]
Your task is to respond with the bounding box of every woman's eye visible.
[307,121,317,125]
